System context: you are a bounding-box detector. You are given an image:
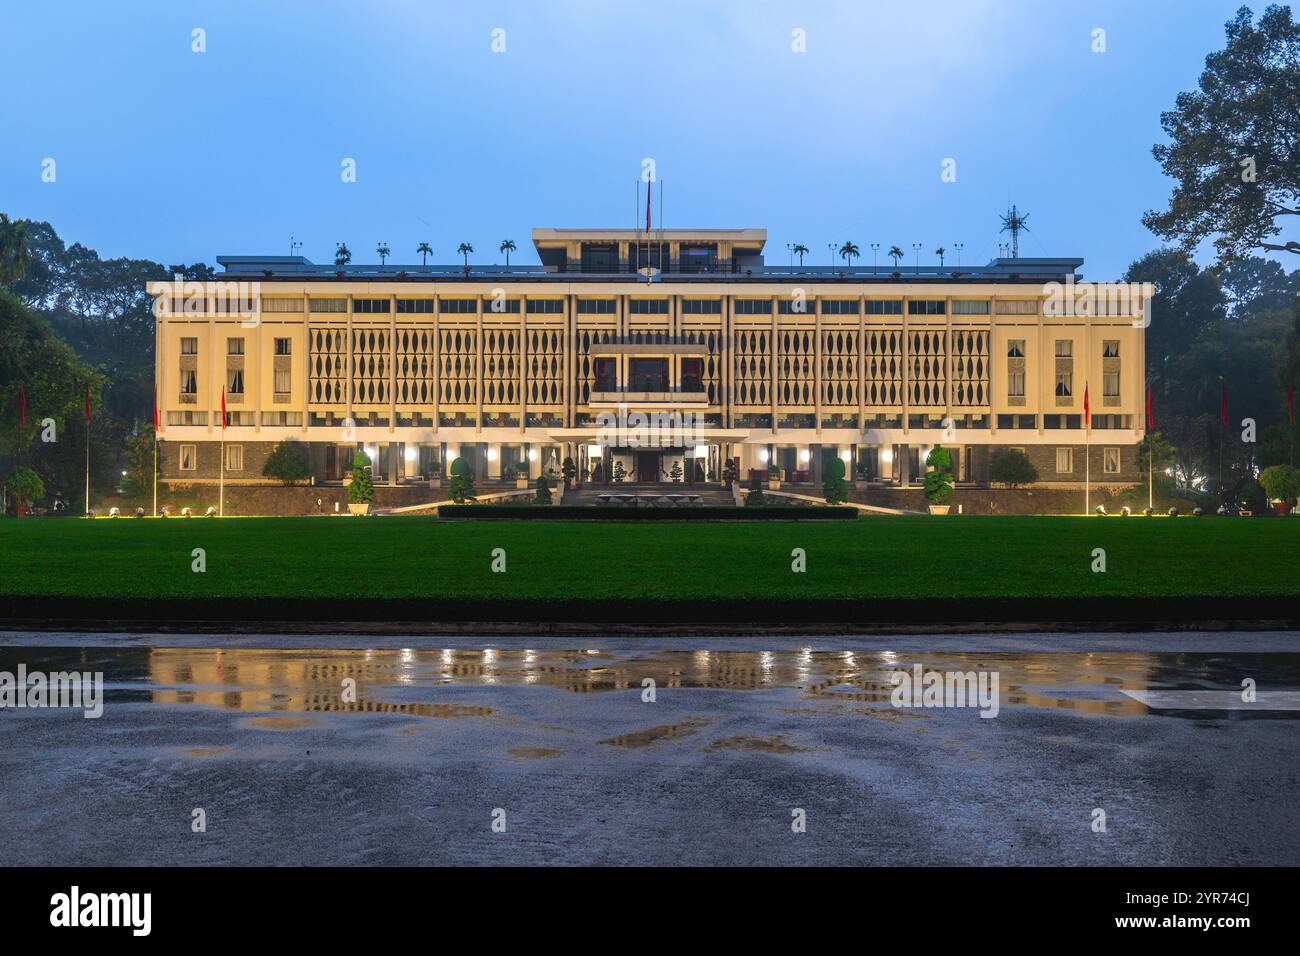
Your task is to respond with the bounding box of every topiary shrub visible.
[1236,480,1269,516]
[989,448,1037,488]
[745,477,766,507]
[348,451,374,504]
[923,445,954,504]
[263,440,311,486]
[7,467,44,516]
[1259,464,1300,503]
[823,456,847,504]
[447,457,477,504]
[534,475,552,505]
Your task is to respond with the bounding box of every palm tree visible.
[334,243,352,268]
[838,241,860,267]
[376,243,390,270]
[417,242,432,268]
[888,245,904,269]
[457,242,474,269]
[935,246,946,268]
[499,239,516,268]
[791,243,809,267]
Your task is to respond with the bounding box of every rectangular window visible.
[576,298,616,314]
[865,300,903,315]
[951,300,990,315]
[996,300,1039,315]
[1103,370,1120,397]
[680,299,722,314]
[484,298,521,313]
[166,411,207,426]
[732,298,772,314]
[226,445,243,471]
[908,300,946,315]
[227,369,244,395]
[1055,372,1073,397]
[261,411,303,426]
[309,298,347,313]
[819,299,859,315]
[525,299,564,313]
[180,369,197,394]
[274,338,291,356]
[179,445,196,471]
[227,337,244,355]
[1055,339,1073,358]
[593,358,617,391]
[1056,448,1073,473]
[180,337,198,355]
[628,357,669,391]
[274,369,291,394]
[681,358,704,391]
[1008,371,1025,398]
[396,298,434,313]
[1104,447,1120,474]
[778,299,813,314]
[352,298,390,313]
[1007,340,1025,358]
[628,299,669,314]
[1103,340,1120,358]
[260,298,303,313]
[439,298,478,313]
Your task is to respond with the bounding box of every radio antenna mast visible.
[999,204,1029,259]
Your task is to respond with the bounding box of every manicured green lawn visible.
[0,514,1296,601]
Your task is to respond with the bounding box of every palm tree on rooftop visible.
[791,243,809,268]
[935,246,946,268]
[888,245,904,269]
[838,241,860,268]
[499,239,516,269]
[457,242,474,269]
[417,242,432,268]
[334,243,352,268]
[376,243,390,270]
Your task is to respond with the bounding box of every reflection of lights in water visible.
[523,648,539,684]
[760,651,774,675]
[482,648,498,684]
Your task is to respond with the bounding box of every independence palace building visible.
[148,227,1147,492]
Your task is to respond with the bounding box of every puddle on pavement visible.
[1,645,1296,721]
[242,716,325,731]
[507,746,564,759]
[599,717,715,748]
[706,734,814,753]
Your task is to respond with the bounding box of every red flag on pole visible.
[153,394,159,431]
[1288,381,1295,426]
[18,385,26,428]
[220,387,227,429]
[1146,386,1154,430]
[645,179,652,234]
[1220,381,1229,428]
[84,385,91,424]
[1083,383,1090,426]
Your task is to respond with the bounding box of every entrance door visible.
[636,451,660,483]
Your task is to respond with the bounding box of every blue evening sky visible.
[0,0,1264,280]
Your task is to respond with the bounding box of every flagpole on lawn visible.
[84,385,91,517]
[1084,382,1091,516]
[153,431,158,517]
[219,386,226,518]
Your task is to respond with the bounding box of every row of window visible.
[181,337,292,355]
[167,411,303,428]
[1006,339,1119,359]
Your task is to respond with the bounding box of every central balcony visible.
[589,386,709,407]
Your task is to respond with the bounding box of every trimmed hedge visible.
[437,505,859,521]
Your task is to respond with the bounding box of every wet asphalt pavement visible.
[1,631,1297,866]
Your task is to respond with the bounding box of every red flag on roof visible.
[1220,381,1229,428]
[1083,383,1090,427]
[220,387,227,429]
[153,394,159,431]
[1145,386,1153,430]
[18,385,26,428]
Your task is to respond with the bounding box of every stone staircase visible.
[564,482,737,507]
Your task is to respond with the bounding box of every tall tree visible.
[499,239,516,268]
[1143,5,1300,262]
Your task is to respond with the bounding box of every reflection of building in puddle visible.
[145,647,1160,717]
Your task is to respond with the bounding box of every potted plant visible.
[745,477,766,507]
[1236,480,1268,518]
[6,467,44,519]
[562,456,577,490]
[669,460,683,483]
[612,459,626,483]
[767,463,781,490]
[534,475,552,505]
[854,460,870,491]
[923,445,954,515]
[823,457,848,505]
[514,461,531,489]
[721,461,736,489]
[1259,464,1300,516]
[347,451,374,514]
